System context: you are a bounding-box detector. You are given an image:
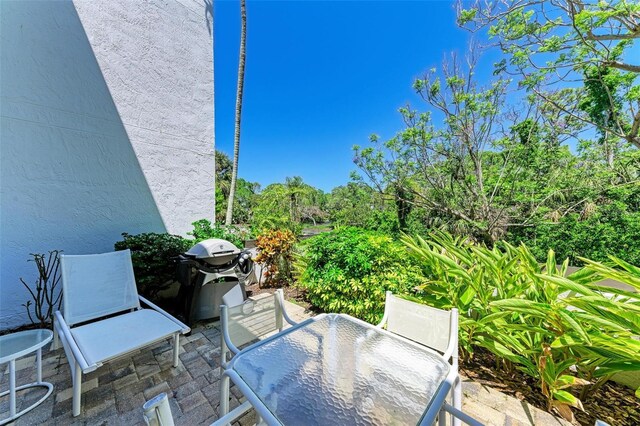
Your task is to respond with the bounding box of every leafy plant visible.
[188,218,246,248]
[557,256,640,400]
[255,229,297,287]
[295,227,424,323]
[401,231,640,422]
[21,250,63,327]
[114,233,191,300]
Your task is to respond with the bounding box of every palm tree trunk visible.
[225,0,247,225]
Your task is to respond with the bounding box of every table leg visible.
[219,373,229,417]
[37,348,43,383]
[9,360,16,418]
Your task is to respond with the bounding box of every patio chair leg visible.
[453,375,462,426]
[173,333,180,367]
[52,319,60,350]
[72,362,82,416]
[219,373,230,418]
[221,333,228,368]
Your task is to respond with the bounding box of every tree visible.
[299,186,329,226]
[354,51,589,244]
[327,183,399,233]
[579,65,626,166]
[215,150,258,223]
[458,0,640,149]
[215,150,232,194]
[252,177,327,233]
[225,0,247,225]
[327,183,381,227]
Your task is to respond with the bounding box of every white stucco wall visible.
[74,0,216,236]
[0,0,214,330]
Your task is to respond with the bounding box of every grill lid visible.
[185,238,241,259]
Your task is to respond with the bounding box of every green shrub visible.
[188,219,246,248]
[295,227,424,323]
[114,233,190,300]
[362,209,400,235]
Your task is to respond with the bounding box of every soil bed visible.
[461,347,640,426]
[245,282,315,311]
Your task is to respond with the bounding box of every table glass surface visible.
[232,314,450,426]
[0,329,53,363]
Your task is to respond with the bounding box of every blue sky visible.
[214,1,481,192]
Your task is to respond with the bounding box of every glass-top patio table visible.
[220,313,455,426]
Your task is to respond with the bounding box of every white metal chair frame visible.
[54,250,190,417]
[215,289,297,426]
[142,392,175,426]
[377,291,466,426]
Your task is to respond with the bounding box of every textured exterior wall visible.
[0,0,214,330]
[74,0,215,236]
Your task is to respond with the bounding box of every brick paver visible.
[1,296,570,425]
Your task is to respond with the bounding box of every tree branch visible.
[603,60,640,73]
[586,31,640,42]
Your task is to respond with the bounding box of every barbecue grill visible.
[175,238,253,326]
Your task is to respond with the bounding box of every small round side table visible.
[0,329,53,425]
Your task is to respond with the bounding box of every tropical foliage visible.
[251,176,328,234]
[402,231,640,422]
[254,228,297,287]
[294,228,639,421]
[458,0,640,150]
[114,233,191,300]
[210,2,640,422]
[215,150,259,224]
[188,218,247,249]
[295,227,425,323]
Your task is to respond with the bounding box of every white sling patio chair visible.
[377,291,464,426]
[216,289,297,426]
[142,392,175,426]
[54,250,189,417]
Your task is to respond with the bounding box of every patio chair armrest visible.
[275,289,298,326]
[442,403,484,426]
[375,316,388,329]
[419,366,458,425]
[220,305,241,357]
[54,311,95,372]
[138,295,190,334]
[376,290,392,328]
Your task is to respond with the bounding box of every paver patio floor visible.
[1,297,569,426]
